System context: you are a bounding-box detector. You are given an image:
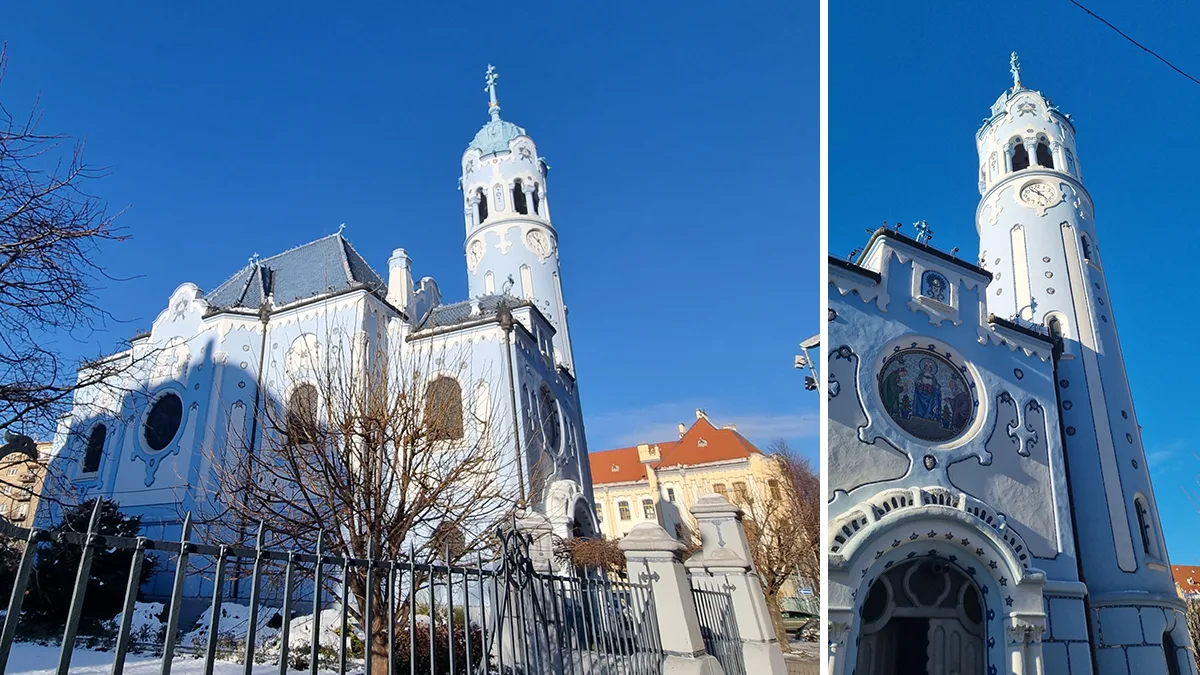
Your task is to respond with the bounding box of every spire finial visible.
[1010,51,1022,90]
[485,64,501,121]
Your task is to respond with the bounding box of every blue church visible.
[40,66,597,598]
[826,56,1196,675]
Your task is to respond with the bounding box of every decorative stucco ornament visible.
[467,239,485,272]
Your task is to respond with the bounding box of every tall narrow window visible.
[713,483,728,498]
[287,384,319,446]
[1047,317,1063,339]
[1036,141,1054,169]
[768,479,781,500]
[1081,235,1093,261]
[485,271,495,294]
[594,503,603,523]
[1012,143,1030,171]
[475,188,488,223]
[618,501,631,521]
[666,487,676,503]
[642,498,656,519]
[512,179,528,214]
[732,481,749,503]
[425,376,464,441]
[531,183,541,215]
[83,424,106,473]
[1135,497,1152,555]
[520,265,534,300]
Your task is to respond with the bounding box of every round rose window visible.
[878,348,976,442]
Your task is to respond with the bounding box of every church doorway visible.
[855,558,985,675]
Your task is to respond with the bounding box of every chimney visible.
[695,409,708,421]
[637,443,661,465]
[387,249,414,316]
[677,422,687,438]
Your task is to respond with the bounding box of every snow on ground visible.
[2,641,349,675]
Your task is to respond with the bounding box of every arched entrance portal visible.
[856,558,985,675]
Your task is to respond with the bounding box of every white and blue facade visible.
[39,67,597,602]
[827,56,1194,675]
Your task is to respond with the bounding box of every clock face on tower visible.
[1017,180,1061,215]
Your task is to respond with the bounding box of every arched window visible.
[1164,631,1181,675]
[768,479,781,500]
[1012,143,1030,171]
[531,183,541,215]
[287,384,319,446]
[1081,235,1093,261]
[475,188,488,223]
[1036,141,1054,169]
[425,376,464,441]
[642,498,656,519]
[512,179,528,215]
[618,501,631,521]
[82,424,106,473]
[539,385,560,452]
[1047,316,1063,339]
[594,503,603,523]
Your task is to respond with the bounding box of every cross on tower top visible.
[914,220,934,244]
[485,64,501,121]
[1010,52,1022,90]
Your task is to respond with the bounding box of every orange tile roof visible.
[589,415,761,485]
[1172,565,1200,594]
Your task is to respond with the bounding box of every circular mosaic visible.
[879,348,977,442]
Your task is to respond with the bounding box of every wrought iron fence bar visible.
[608,577,634,675]
[277,551,295,675]
[55,500,103,675]
[543,568,567,675]
[445,546,454,675]
[461,564,472,675]
[489,557,504,675]
[427,553,435,675]
[309,531,324,675]
[203,546,228,675]
[408,552,415,675]
[160,515,193,675]
[387,562,396,675]
[242,523,266,675]
[111,536,147,675]
[474,560,489,675]
[338,564,348,675]
[364,544,374,675]
[0,524,38,672]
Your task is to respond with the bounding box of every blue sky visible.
[3,3,819,461]
[831,2,1200,563]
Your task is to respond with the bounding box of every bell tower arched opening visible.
[856,558,985,675]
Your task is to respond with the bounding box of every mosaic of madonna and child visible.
[878,348,977,442]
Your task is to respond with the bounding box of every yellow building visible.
[0,441,51,528]
[589,410,817,613]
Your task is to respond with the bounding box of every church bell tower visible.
[460,66,575,372]
[976,54,1185,668]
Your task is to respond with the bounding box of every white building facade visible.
[827,56,1194,675]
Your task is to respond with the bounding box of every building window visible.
[675,524,684,539]
[768,479,781,500]
[15,505,27,522]
[1047,316,1063,339]
[475,188,488,222]
[713,483,728,498]
[425,376,464,441]
[1135,497,1155,557]
[512,179,528,214]
[6,466,15,476]
[666,487,676,503]
[144,392,183,451]
[0,503,7,518]
[1036,140,1054,169]
[618,501,631,521]
[83,424,106,473]
[594,504,603,523]
[1012,142,1030,172]
[1081,235,1094,261]
[732,482,748,504]
[642,498,656,519]
[539,385,560,452]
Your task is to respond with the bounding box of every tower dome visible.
[469,118,527,157]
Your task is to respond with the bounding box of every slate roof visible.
[589,416,762,486]
[415,294,528,331]
[203,234,387,311]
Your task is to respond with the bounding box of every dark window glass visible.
[288,384,319,445]
[83,424,106,473]
[1012,143,1030,171]
[512,179,528,214]
[1036,141,1054,169]
[144,393,183,451]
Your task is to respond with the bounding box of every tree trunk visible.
[764,590,793,653]
[369,612,389,675]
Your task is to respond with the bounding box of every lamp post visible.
[797,334,820,393]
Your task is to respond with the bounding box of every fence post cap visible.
[689,493,743,518]
[618,522,684,553]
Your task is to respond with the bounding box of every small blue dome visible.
[469,118,526,156]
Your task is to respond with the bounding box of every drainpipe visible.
[232,296,272,600]
[498,305,527,506]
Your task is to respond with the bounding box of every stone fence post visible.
[684,494,787,675]
[619,522,725,675]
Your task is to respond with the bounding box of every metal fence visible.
[0,504,662,675]
[689,581,746,675]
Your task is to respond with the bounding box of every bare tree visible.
[0,44,149,508]
[739,440,821,649]
[206,328,541,673]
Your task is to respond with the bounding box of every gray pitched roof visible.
[416,294,529,331]
[204,234,387,311]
